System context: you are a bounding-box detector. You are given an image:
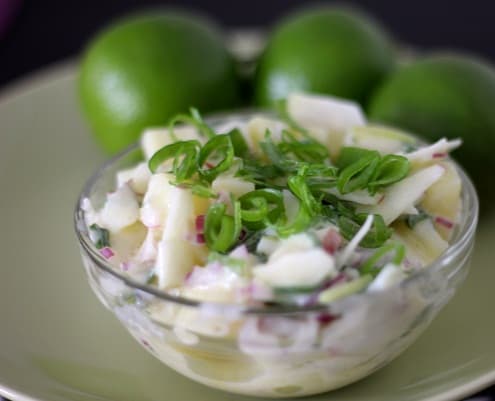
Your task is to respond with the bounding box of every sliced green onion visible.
[148,140,200,182]
[276,202,313,237]
[239,188,285,230]
[227,128,249,158]
[198,134,235,182]
[168,107,215,140]
[360,243,406,276]
[204,201,242,253]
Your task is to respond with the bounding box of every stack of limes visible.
[79,6,495,208]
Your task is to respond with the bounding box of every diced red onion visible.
[195,215,205,232]
[322,229,342,255]
[435,216,454,229]
[196,233,206,244]
[317,313,338,326]
[432,152,447,158]
[100,247,114,259]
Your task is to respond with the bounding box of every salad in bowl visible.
[75,92,478,397]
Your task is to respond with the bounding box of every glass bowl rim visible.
[74,110,479,315]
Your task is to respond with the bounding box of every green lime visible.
[253,6,396,107]
[79,12,241,154]
[368,54,495,206]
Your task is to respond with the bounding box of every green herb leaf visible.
[89,224,110,249]
[368,154,410,194]
[337,147,380,194]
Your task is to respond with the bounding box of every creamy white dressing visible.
[83,92,463,397]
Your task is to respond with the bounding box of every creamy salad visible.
[81,92,464,396]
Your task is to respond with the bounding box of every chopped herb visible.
[89,223,110,249]
[406,210,430,229]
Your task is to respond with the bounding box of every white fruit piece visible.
[360,164,445,225]
[99,184,140,232]
[109,222,147,266]
[324,187,382,205]
[256,235,280,256]
[254,248,336,288]
[116,162,151,195]
[141,125,202,161]
[212,176,255,198]
[420,161,462,240]
[287,92,366,158]
[245,116,288,155]
[367,263,407,292]
[269,233,315,261]
[156,186,204,288]
[140,173,175,228]
[344,125,415,155]
[393,219,448,265]
[403,138,462,169]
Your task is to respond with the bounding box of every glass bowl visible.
[74,113,479,398]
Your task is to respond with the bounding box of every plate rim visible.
[0,62,494,401]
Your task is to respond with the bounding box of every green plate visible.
[0,63,494,401]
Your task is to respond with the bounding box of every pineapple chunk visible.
[345,125,415,155]
[287,92,366,158]
[212,175,255,198]
[109,222,147,265]
[116,162,151,195]
[404,138,461,169]
[269,233,315,261]
[325,187,382,205]
[360,165,445,225]
[253,248,336,288]
[367,264,407,292]
[99,184,140,232]
[246,116,288,155]
[420,161,462,240]
[156,238,197,288]
[393,219,448,265]
[156,186,203,288]
[141,126,202,161]
[140,173,175,228]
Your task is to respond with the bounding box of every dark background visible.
[2,0,495,89]
[1,0,494,400]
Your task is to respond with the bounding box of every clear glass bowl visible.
[74,113,479,398]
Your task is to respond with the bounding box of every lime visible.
[368,54,495,206]
[253,6,396,107]
[79,12,241,154]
